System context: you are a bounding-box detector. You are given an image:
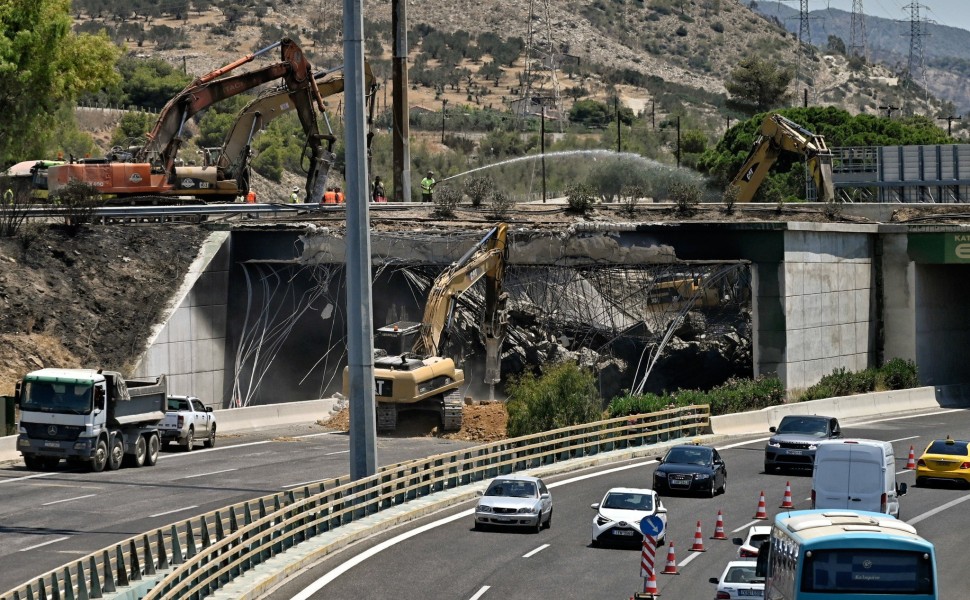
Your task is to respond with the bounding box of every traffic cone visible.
[661,542,680,574]
[644,572,660,595]
[780,481,794,509]
[690,520,706,551]
[712,510,727,540]
[753,490,768,519]
[906,446,916,470]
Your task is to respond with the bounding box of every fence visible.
[0,405,709,600]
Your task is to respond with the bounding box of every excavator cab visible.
[374,321,421,358]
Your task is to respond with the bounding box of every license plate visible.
[785,449,803,455]
[44,441,60,448]
[496,517,510,522]
[738,589,762,597]
[614,530,635,536]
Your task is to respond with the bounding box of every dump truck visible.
[15,368,167,472]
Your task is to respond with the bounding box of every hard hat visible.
[292,186,299,192]
[427,170,433,175]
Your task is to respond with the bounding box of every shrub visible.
[606,376,785,418]
[668,180,701,215]
[432,184,462,218]
[488,190,514,219]
[799,367,876,401]
[50,181,103,236]
[506,362,602,437]
[565,182,596,214]
[877,358,918,390]
[463,175,494,207]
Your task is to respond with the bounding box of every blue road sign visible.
[639,515,664,537]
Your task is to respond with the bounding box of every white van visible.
[811,439,907,518]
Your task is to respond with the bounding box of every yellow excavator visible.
[343,223,509,432]
[730,113,835,203]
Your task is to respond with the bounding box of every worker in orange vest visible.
[322,187,337,204]
[335,187,345,203]
[246,190,257,204]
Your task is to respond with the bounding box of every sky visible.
[802,0,970,33]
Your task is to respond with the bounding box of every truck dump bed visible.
[103,371,167,425]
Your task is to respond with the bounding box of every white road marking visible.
[296,432,342,439]
[888,436,920,443]
[177,468,237,480]
[0,472,59,485]
[908,494,970,525]
[324,450,349,456]
[522,544,549,558]
[679,551,703,568]
[20,537,69,552]
[150,505,199,519]
[732,519,760,533]
[41,494,96,506]
[468,586,490,600]
[896,469,915,475]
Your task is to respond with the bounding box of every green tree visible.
[0,0,121,165]
[506,362,602,437]
[109,111,155,147]
[725,56,794,113]
[569,99,612,128]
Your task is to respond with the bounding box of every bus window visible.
[802,549,934,595]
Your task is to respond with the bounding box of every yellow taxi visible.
[916,437,970,488]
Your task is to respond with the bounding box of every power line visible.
[902,2,929,92]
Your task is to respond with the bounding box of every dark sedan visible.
[652,444,727,497]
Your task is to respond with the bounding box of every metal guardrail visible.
[0,405,709,600]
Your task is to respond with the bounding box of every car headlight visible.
[654,471,667,478]
[808,443,818,450]
[518,506,538,515]
[596,514,612,526]
[695,473,711,479]
[477,505,492,513]
[768,439,780,448]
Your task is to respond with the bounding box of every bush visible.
[799,367,877,401]
[668,180,701,215]
[565,182,596,214]
[606,376,785,418]
[488,190,514,219]
[506,362,602,437]
[50,181,103,236]
[877,358,918,390]
[463,175,494,207]
[432,184,462,218]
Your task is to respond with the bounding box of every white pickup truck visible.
[158,395,216,451]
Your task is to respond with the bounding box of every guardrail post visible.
[36,578,47,600]
[114,546,128,588]
[448,455,459,488]
[185,521,197,559]
[170,525,184,565]
[75,561,88,600]
[100,551,115,593]
[128,539,141,582]
[88,556,102,599]
[156,530,169,571]
[60,566,73,600]
[200,516,212,551]
[433,458,444,492]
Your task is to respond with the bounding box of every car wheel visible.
[764,462,773,474]
[533,517,542,534]
[591,537,600,548]
[474,521,483,531]
[183,427,194,452]
[90,439,108,472]
[915,477,926,487]
[719,477,727,495]
[203,424,216,449]
[544,509,553,529]
[144,433,160,466]
[107,437,124,471]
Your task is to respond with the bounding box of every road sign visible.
[640,515,664,537]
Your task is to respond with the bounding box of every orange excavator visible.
[48,38,326,203]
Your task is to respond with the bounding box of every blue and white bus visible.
[757,509,937,599]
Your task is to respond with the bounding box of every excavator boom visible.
[730,113,835,203]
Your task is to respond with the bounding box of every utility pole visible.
[676,115,681,169]
[441,98,448,143]
[615,96,621,153]
[541,104,547,203]
[391,0,411,202]
[651,100,655,130]
[903,2,929,93]
[938,115,961,137]
[879,105,900,118]
[849,0,868,63]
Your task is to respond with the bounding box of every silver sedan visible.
[474,475,553,533]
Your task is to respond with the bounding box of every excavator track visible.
[376,402,397,432]
[441,389,464,432]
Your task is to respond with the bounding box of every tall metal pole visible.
[540,104,546,203]
[441,99,447,143]
[615,96,621,153]
[392,0,411,202]
[344,0,377,479]
[676,115,681,169]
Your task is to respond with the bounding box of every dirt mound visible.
[322,401,508,443]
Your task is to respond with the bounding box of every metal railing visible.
[0,405,708,600]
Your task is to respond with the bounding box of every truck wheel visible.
[107,437,124,470]
[90,439,108,473]
[182,427,194,452]
[24,454,43,470]
[203,424,216,449]
[144,433,160,466]
[130,435,147,468]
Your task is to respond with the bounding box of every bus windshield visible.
[802,548,934,594]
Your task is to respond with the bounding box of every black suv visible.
[764,415,842,473]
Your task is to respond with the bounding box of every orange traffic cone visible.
[661,542,680,574]
[712,510,727,540]
[906,446,916,470]
[753,490,768,519]
[644,572,660,595]
[690,520,706,551]
[780,481,794,509]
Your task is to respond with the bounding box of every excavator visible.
[343,223,510,432]
[47,38,328,203]
[198,62,377,202]
[730,113,835,203]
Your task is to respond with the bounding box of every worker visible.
[245,190,257,204]
[420,171,436,203]
[323,187,337,204]
[372,176,386,203]
[335,187,345,204]
[289,186,300,203]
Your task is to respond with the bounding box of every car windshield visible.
[725,566,761,584]
[776,417,828,436]
[927,439,969,455]
[485,480,537,498]
[665,447,712,465]
[603,492,654,511]
[21,381,92,414]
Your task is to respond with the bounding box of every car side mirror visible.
[732,537,743,545]
[477,490,484,497]
[897,482,908,496]
[709,577,719,584]
[540,492,550,499]
[206,406,213,412]
[657,506,667,514]
[655,456,664,463]
[769,426,777,433]
[591,503,600,510]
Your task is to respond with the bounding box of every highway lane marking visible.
[20,536,69,552]
[469,586,490,600]
[679,550,703,568]
[150,505,199,518]
[0,472,59,485]
[889,436,920,443]
[908,494,970,525]
[522,544,549,558]
[732,519,761,533]
[41,494,96,506]
[324,450,349,456]
[177,468,237,480]
[156,432,341,463]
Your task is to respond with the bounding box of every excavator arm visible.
[137,38,316,178]
[414,224,509,375]
[730,113,835,203]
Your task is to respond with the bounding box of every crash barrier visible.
[0,405,709,600]
[1,396,13,436]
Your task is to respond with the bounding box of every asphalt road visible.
[0,422,478,592]
[265,408,970,600]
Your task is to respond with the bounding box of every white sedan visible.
[590,487,667,547]
[733,525,771,558]
[709,559,764,599]
[473,475,553,533]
